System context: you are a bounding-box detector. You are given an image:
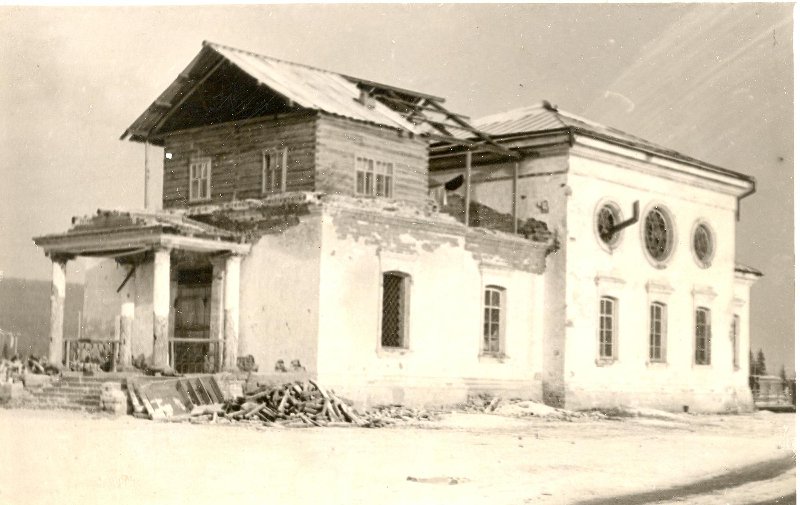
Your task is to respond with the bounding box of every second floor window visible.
[262,148,288,194]
[599,296,616,360]
[649,302,666,362]
[695,307,711,365]
[356,157,394,197]
[189,158,211,201]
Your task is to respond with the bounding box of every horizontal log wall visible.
[315,114,429,204]
[162,113,317,209]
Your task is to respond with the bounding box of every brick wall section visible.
[162,112,317,209]
[315,114,429,204]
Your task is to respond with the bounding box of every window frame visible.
[648,302,667,363]
[355,155,394,198]
[380,271,410,350]
[730,314,740,370]
[594,200,624,252]
[691,220,716,269]
[188,157,212,202]
[598,296,618,362]
[694,307,712,365]
[482,285,506,356]
[640,203,676,268]
[262,147,288,195]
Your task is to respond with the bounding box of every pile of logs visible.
[188,380,365,427]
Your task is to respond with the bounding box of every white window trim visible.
[189,157,212,202]
[730,314,741,371]
[481,285,507,358]
[595,273,625,366]
[355,154,395,198]
[692,286,716,367]
[376,250,416,356]
[645,280,673,366]
[261,147,288,195]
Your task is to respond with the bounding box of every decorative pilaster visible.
[152,248,171,369]
[223,254,241,371]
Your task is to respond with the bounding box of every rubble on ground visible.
[457,393,606,421]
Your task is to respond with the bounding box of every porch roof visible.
[33,209,250,258]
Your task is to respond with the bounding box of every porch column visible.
[152,247,171,369]
[119,299,134,370]
[47,256,68,365]
[222,254,241,371]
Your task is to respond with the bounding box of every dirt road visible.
[0,409,793,505]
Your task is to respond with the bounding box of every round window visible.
[643,207,673,263]
[692,223,714,267]
[595,202,622,250]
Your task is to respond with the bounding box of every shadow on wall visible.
[0,277,84,358]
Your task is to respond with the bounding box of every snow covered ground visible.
[0,408,793,505]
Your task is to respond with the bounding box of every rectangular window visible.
[189,158,211,201]
[482,286,505,354]
[262,148,288,194]
[695,307,711,365]
[731,315,740,369]
[356,156,393,197]
[381,272,409,348]
[599,297,616,360]
[649,302,666,362]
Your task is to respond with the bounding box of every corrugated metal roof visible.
[457,101,754,183]
[123,41,425,140]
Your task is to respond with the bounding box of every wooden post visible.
[223,254,241,371]
[512,161,519,234]
[48,256,68,365]
[464,150,472,227]
[152,248,171,369]
[119,299,134,370]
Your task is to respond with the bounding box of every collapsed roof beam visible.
[425,100,519,159]
[423,133,519,158]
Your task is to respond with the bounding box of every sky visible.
[0,4,794,375]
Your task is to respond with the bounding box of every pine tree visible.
[756,349,767,376]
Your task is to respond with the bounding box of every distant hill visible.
[0,277,83,358]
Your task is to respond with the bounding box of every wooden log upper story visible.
[162,112,429,209]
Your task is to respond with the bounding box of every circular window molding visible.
[691,220,716,268]
[641,204,676,268]
[594,200,624,252]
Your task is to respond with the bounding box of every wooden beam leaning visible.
[464,150,472,227]
[426,100,519,159]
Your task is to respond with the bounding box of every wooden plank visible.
[464,150,472,227]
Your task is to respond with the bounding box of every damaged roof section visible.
[33,209,249,258]
[439,194,551,243]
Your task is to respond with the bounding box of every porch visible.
[33,210,250,374]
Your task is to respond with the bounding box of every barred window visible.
[356,157,393,197]
[649,302,666,362]
[189,158,211,201]
[482,286,505,354]
[730,315,740,369]
[644,207,674,262]
[381,272,409,348]
[599,297,617,360]
[262,148,288,194]
[695,307,711,365]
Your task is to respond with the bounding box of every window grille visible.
[381,272,407,348]
[356,156,393,197]
[483,286,504,354]
[692,223,714,267]
[649,302,666,361]
[597,204,621,245]
[695,307,711,365]
[189,158,211,201]
[644,207,672,261]
[599,297,616,359]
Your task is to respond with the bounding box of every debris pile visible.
[457,393,606,421]
[360,404,439,428]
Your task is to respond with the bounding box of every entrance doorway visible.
[172,268,217,373]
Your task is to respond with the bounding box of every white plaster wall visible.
[237,213,322,374]
[315,207,545,408]
[438,153,571,405]
[561,151,750,412]
[82,259,154,361]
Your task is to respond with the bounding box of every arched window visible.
[599,296,617,360]
[482,286,505,355]
[381,272,410,348]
